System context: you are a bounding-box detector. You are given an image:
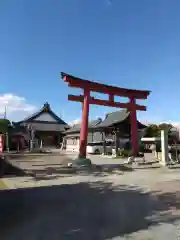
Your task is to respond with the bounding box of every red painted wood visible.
[79,89,90,158]
[68,95,146,111]
[62,73,150,99]
[130,97,139,155]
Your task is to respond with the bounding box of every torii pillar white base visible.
[160,130,169,166]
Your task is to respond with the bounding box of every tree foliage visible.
[145,123,174,137]
[145,124,159,137]
[158,123,173,132]
[0,119,11,133]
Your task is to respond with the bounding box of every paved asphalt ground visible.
[1,152,180,239]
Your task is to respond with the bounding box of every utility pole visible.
[4,106,9,152]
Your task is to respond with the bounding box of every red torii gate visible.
[61,72,150,158]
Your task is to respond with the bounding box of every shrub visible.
[139,144,145,153]
[156,142,161,152]
[118,148,145,157]
[124,142,131,150]
[118,149,134,157]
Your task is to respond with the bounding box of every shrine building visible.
[64,110,147,152]
[14,102,69,147]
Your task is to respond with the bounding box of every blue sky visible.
[1,0,180,124]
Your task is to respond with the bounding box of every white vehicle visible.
[87,141,114,154]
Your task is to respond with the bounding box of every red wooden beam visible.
[68,94,146,111]
[61,72,150,100]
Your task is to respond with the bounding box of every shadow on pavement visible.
[134,166,161,170]
[0,181,180,239]
[0,157,26,178]
[167,165,180,169]
[29,164,132,181]
[1,154,133,180]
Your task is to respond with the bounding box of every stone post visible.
[40,140,43,149]
[160,130,169,166]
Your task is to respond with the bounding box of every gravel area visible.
[1,153,180,239]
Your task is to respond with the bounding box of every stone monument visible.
[160,130,169,166]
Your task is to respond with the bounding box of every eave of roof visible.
[65,118,102,134]
[28,122,66,132]
[18,102,68,125]
[64,110,147,135]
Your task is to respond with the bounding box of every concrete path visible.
[1,168,180,239]
[1,153,180,239]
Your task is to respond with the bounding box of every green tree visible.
[145,123,174,137]
[145,124,159,137]
[0,119,11,133]
[158,123,173,133]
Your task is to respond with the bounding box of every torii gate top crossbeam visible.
[61,72,150,100]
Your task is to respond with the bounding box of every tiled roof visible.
[26,122,67,132]
[65,118,102,134]
[95,110,130,128]
[13,121,67,133]
[65,110,146,134]
[19,102,67,125]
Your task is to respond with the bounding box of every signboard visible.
[0,134,3,153]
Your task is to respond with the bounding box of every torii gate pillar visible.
[79,95,139,158]
[79,89,90,158]
[130,97,139,155]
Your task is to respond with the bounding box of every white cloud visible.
[0,93,37,118]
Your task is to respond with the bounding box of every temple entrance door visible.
[36,132,56,147]
[43,136,54,146]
